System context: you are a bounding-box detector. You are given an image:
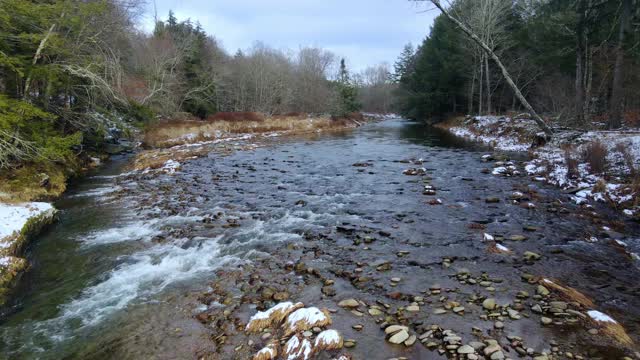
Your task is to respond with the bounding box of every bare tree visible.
[418,0,554,135]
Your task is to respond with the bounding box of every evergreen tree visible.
[334,59,361,116]
[393,43,415,82]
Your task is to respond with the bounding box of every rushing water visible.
[1,119,638,359]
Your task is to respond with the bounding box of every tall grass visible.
[143,112,356,148]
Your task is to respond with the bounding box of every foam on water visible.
[80,220,160,246]
[70,185,122,198]
[61,237,230,326]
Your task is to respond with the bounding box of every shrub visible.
[564,148,579,179]
[582,140,608,174]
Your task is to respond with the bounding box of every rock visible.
[321,286,336,296]
[536,285,550,296]
[344,339,357,348]
[490,351,505,360]
[385,325,409,335]
[549,301,567,310]
[469,342,485,350]
[523,251,541,261]
[507,309,521,319]
[388,330,410,344]
[458,345,475,354]
[541,317,553,325]
[352,324,363,331]
[486,197,500,203]
[531,304,543,313]
[390,277,401,283]
[484,344,502,356]
[453,306,465,314]
[483,298,497,310]
[494,321,504,329]
[368,308,383,316]
[260,288,274,300]
[510,235,527,241]
[273,292,289,301]
[338,299,359,308]
[406,305,420,312]
[404,335,417,346]
[433,308,447,315]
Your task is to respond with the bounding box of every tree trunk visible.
[23,12,65,99]
[609,0,630,129]
[485,55,491,114]
[478,55,484,116]
[468,67,476,115]
[574,1,587,125]
[429,0,553,135]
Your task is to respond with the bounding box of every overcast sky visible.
[141,0,438,72]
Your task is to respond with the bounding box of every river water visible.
[1,119,638,359]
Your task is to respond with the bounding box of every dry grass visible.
[582,140,608,174]
[563,147,579,179]
[539,278,594,308]
[0,165,67,202]
[433,116,465,130]
[143,113,356,148]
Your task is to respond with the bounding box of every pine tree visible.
[393,43,415,82]
[334,58,361,116]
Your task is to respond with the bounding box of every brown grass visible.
[538,278,594,308]
[563,147,579,179]
[582,140,608,174]
[143,113,357,148]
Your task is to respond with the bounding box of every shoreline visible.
[436,115,640,220]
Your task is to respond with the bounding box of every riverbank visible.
[0,202,57,306]
[133,113,385,171]
[437,115,640,220]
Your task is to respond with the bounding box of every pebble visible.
[338,299,360,308]
[541,317,553,325]
[458,345,475,354]
[483,298,497,310]
[406,305,420,312]
[352,324,363,331]
[388,330,410,344]
[344,339,357,348]
[369,308,383,316]
[536,285,550,296]
[494,321,504,329]
[404,335,417,346]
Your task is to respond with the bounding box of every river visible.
[1,118,638,359]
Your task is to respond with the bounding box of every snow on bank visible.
[0,202,56,295]
[0,202,54,242]
[449,115,538,152]
[447,115,640,215]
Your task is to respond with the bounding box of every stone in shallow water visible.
[483,298,497,310]
[338,299,359,308]
[388,329,410,344]
[458,345,475,354]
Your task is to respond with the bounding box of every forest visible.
[0,0,396,184]
[395,0,640,129]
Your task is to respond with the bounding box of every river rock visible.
[541,317,553,325]
[388,330,410,344]
[536,285,550,296]
[338,299,359,308]
[483,298,497,310]
[458,345,475,354]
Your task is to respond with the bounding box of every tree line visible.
[1,1,396,172]
[395,0,640,130]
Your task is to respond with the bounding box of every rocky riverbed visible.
[1,118,639,359]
